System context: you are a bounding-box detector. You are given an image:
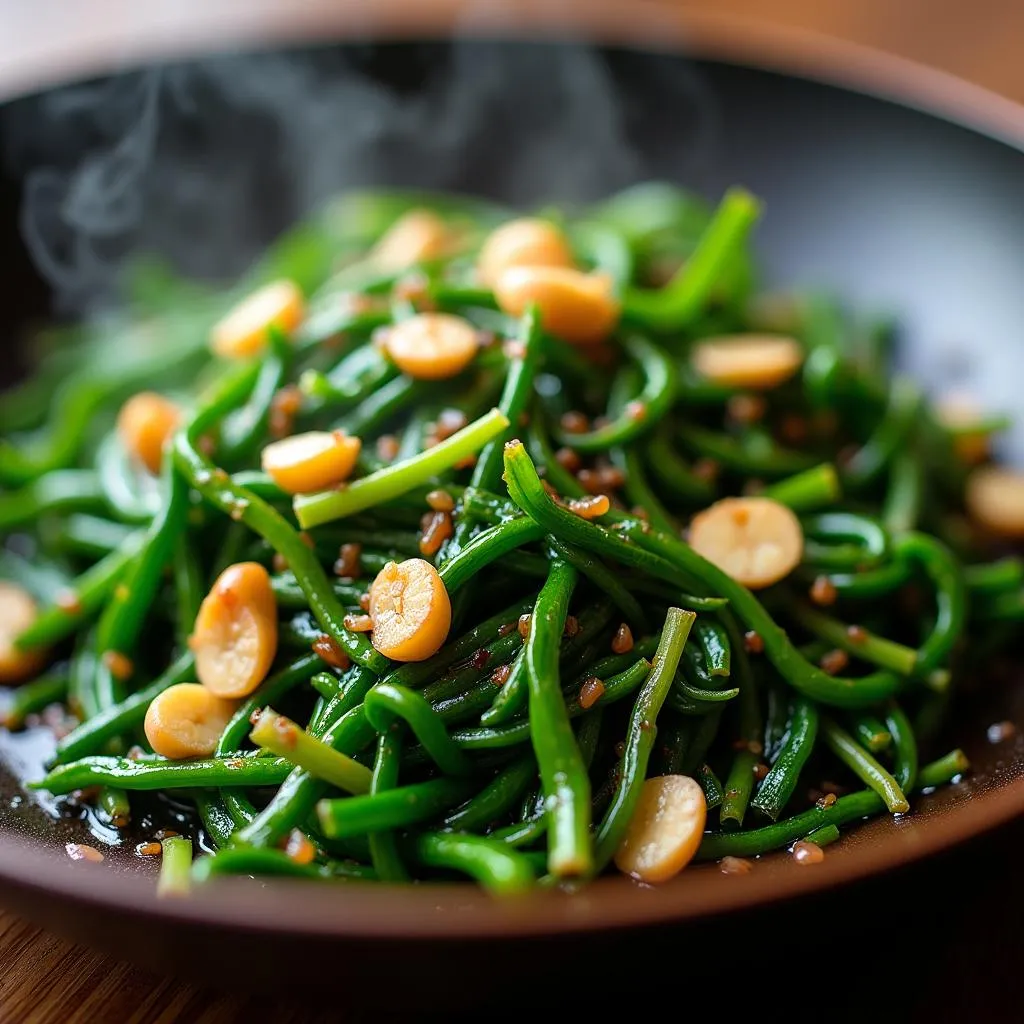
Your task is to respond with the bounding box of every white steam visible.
[1,42,716,312]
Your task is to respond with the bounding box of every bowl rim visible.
[1,760,1022,940]
[5,0,1024,151]
[2,0,1024,941]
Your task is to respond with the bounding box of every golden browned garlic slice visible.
[691,334,804,390]
[0,582,46,682]
[381,312,480,380]
[117,392,182,475]
[368,558,451,662]
[211,279,304,359]
[261,430,361,494]
[370,209,451,271]
[966,466,1024,537]
[191,562,278,698]
[935,393,993,463]
[614,775,707,883]
[477,218,574,287]
[494,266,620,345]
[144,683,239,759]
[688,496,803,589]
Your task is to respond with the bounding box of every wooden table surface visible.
[4,2,1024,1020]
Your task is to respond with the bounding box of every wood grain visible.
[2,1,1024,1020]
[0,911,364,1023]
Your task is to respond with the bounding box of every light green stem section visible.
[294,408,510,527]
[157,836,193,897]
[251,706,373,794]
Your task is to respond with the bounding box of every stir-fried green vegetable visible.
[3,182,1017,893]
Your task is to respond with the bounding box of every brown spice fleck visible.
[579,677,605,710]
[272,552,289,574]
[285,829,317,865]
[611,623,634,655]
[55,589,83,615]
[812,410,839,437]
[792,840,826,865]
[498,622,516,637]
[846,624,868,644]
[269,384,302,438]
[541,479,562,502]
[732,738,764,755]
[274,717,299,749]
[471,649,491,671]
[376,435,400,463]
[333,542,362,580]
[517,614,532,639]
[598,466,626,491]
[136,842,163,857]
[298,532,316,550]
[816,792,838,809]
[65,843,104,863]
[342,614,374,634]
[554,447,582,474]
[392,271,434,309]
[838,444,860,469]
[560,411,590,435]
[563,615,580,639]
[987,720,1017,743]
[419,510,453,557]
[810,575,838,607]
[426,489,455,513]
[778,414,808,445]
[567,494,610,520]
[720,856,753,876]
[819,649,850,675]
[313,634,353,669]
[727,394,767,425]
[435,408,468,442]
[453,454,477,471]
[491,664,512,687]
[744,631,764,654]
[102,650,134,681]
[625,400,647,423]
[693,458,720,484]
[752,762,769,781]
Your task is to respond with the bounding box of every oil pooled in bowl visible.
[0,692,204,874]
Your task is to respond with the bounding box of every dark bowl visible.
[1,2,1023,1001]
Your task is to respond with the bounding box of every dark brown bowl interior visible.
[2,13,1024,998]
